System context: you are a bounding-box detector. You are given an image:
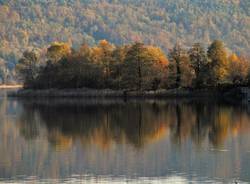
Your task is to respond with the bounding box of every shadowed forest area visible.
[16,40,250,91]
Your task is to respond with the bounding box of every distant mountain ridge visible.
[0,0,249,78]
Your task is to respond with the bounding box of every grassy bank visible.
[7,88,223,98]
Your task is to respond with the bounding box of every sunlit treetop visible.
[47,42,71,62]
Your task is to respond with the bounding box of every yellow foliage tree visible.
[227,54,249,84]
[47,42,71,63]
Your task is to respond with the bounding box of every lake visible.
[0,92,250,183]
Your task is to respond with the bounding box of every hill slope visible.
[0,0,249,80]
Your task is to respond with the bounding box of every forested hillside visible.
[0,0,250,83]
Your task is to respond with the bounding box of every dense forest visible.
[0,0,250,84]
[16,40,250,90]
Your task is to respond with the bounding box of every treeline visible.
[16,40,250,90]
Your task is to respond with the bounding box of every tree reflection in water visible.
[16,98,250,149]
[1,98,250,182]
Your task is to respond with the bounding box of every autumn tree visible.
[16,50,40,88]
[47,42,71,63]
[168,44,182,88]
[144,46,168,89]
[33,42,71,88]
[68,43,92,88]
[122,42,168,90]
[168,44,194,88]
[110,45,128,89]
[207,40,228,86]
[67,43,103,89]
[227,54,249,85]
[88,40,115,88]
[180,54,194,88]
[188,43,209,88]
[122,43,144,90]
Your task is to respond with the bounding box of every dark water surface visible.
[0,92,250,183]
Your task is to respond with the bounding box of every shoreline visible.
[7,88,239,98]
[0,85,23,89]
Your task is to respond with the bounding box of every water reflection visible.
[0,97,250,183]
[17,98,250,149]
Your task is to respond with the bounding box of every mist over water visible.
[0,95,250,183]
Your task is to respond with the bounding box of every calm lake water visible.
[0,91,250,183]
